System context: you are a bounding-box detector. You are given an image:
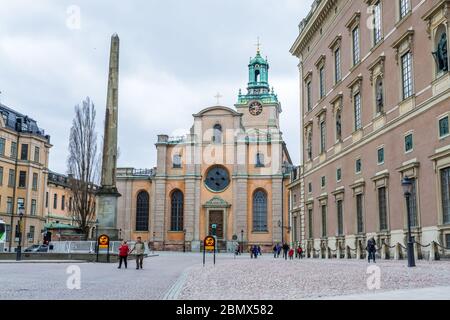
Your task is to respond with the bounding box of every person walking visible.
[366,237,377,263]
[118,241,129,269]
[289,248,295,260]
[297,246,303,259]
[257,245,262,256]
[273,244,278,258]
[277,244,282,258]
[282,243,290,260]
[129,237,146,269]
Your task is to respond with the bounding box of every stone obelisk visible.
[96,34,121,241]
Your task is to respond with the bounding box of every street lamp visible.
[16,205,25,261]
[402,177,416,268]
[94,219,99,253]
[240,229,244,255]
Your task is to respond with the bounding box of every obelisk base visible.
[96,190,121,241]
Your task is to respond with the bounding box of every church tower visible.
[235,46,282,130]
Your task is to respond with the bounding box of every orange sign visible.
[204,236,215,251]
[98,234,110,249]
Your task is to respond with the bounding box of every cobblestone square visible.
[1,253,449,300]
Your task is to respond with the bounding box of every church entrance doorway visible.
[209,210,224,239]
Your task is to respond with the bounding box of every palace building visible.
[291,0,450,259]
[116,49,293,252]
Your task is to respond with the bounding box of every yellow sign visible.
[98,234,110,249]
[204,236,215,251]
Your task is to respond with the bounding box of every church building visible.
[116,48,293,252]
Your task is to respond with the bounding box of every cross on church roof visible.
[214,92,223,105]
[255,37,262,54]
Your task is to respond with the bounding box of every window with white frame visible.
[354,92,362,131]
[320,120,326,154]
[352,26,361,65]
[441,167,450,225]
[405,133,413,152]
[337,200,344,236]
[356,194,364,234]
[373,2,382,45]
[439,116,449,138]
[334,47,342,83]
[321,205,327,238]
[401,51,413,100]
[378,187,388,231]
[306,81,312,112]
[399,0,410,20]
[319,66,326,99]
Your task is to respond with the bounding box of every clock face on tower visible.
[249,101,263,116]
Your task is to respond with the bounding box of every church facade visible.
[116,49,292,252]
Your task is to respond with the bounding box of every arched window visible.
[253,189,268,232]
[136,191,149,231]
[213,124,222,144]
[171,190,184,231]
[255,69,261,82]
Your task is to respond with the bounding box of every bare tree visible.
[67,97,99,239]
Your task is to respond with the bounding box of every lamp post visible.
[94,219,99,253]
[183,229,186,253]
[16,205,25,261]
[402,177,416,268]
[240,229,244,255]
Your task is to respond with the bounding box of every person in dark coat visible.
[273,244,278,258]
[282,243,290,260]
[366,237,377,263]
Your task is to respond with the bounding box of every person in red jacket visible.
[289,248,295,260]
[118,241,129,269]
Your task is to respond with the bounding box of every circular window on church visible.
[204,165,230,193]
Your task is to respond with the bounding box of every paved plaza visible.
[1,252,449,300]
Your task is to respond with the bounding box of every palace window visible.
[337,200,344,236]
[171,190,184,231]
[28,226,35,242]
[356,159,362,174]
[334,47,342,83]
[136,191,150,232]
[32,173,38,191]
[439,116,449,138]
[253,190,268,232]
[441,167,450,225]
[308,209,313,239]
[7,197,13,214]
[212,124,222,144]
[0,167,3,186]
[18,171,26,188]
[321,205,327,238]
[306,81,312,112]
[405,133,413,152]
[8,169,15,187]
[321,176,326,188]
[320,120,326,154]
[409,178,418,227]
[45,192,49,208]
[173,154,182,169]
[31,199,37,216]
[61,195,65,211]
[373,2,382,46]
[354,92,362,131]
[20,144,28,161]
[0,138,5,156]
[319,66,326,99]
[34,147,40,163]
[356,194,364,234]
[10,142,17,159]
[352,26,361,65]
[401,52,413,100]
[377,147,385,165]
[378,187,388,231]
[399,0,410,20]
[336,168,342,182]
[308,182,313,194]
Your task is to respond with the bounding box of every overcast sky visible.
[0,0,313,173]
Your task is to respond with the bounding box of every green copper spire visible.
[237,40,278,105]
